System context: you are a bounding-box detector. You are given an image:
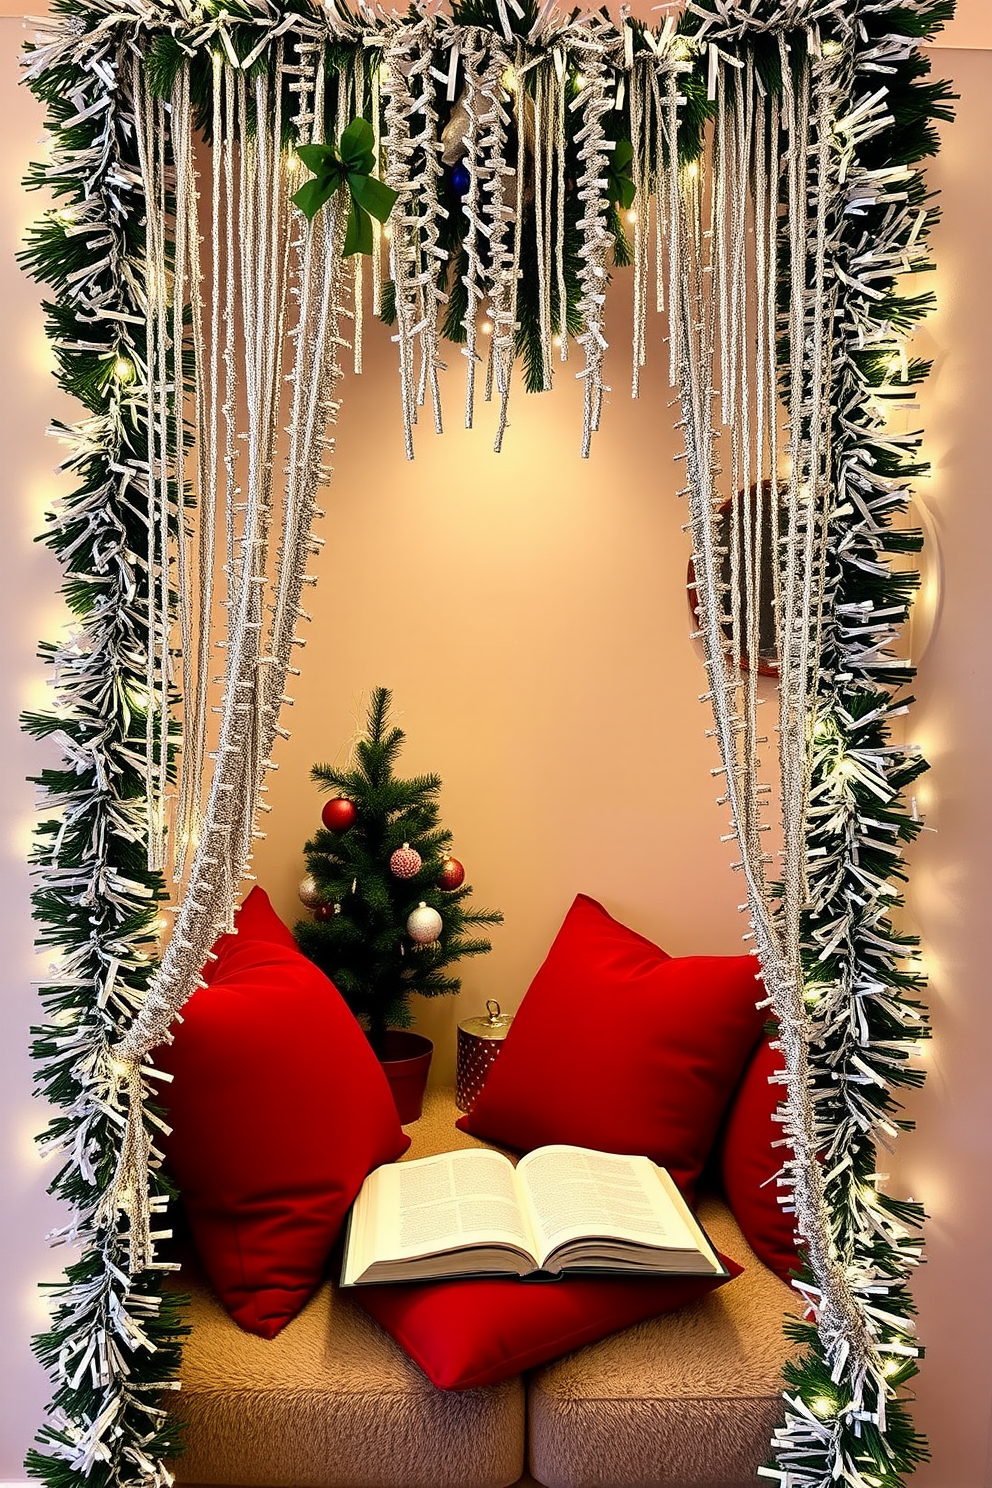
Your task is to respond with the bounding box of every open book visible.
[341,1144,726,1285]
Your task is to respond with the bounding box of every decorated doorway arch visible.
[20,2,951,1486]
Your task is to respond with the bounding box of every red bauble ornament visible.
[321,797,357,833]
[390,843,422,879]
[438,855,465,891]
[314,902,334,922]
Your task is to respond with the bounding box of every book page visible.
[362,1148,538,1265]
[516,1145,700,1263]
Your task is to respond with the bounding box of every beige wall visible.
[1,17,990,1488]
[251,276,745,1082]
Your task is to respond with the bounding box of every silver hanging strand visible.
[553,48,569,363]
[171,60,214,885]
[662,68,682,390]
[478,38,515,450]
[370,56,384,320]
[113,42,350,1277]
[407,17,449,435]
[630,53,649,398]
[571,31,613,458]
[713,61,732,427]
[153,98,172,873]
[352,52,366,377]
[381,25,422,456]
[169,63,193,874]
[670,27,881,1417]
[222,59,238,612]
[499,43,528,446]
[130,60,167,873]
[456,29,489,429]
[651,64,666,318]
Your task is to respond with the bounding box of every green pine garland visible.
[762,4,954,1485]
[20,16,188,1488]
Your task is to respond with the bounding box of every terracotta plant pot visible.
[379,1030,434,1124]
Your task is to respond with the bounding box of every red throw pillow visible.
[459,895,766,1198]
[201,885,298,983]
[357,1259,742,1390]
[718,1033,802,1280]
[157,932,410,1339]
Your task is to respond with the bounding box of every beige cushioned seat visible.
[173,1089,797,1488]
[527,1200,798,1488]
[173,1090,524,1488]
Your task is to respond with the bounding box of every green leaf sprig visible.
[292,117,398,257]
[607,139,635,211]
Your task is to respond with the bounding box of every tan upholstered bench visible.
[173,1089,798,1488]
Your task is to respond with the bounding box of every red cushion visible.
[157,930,410,1339]
[202,885,298,982]
[718,1033,802,1280]
[357,1258,742,1390]
[459,895,766,1198]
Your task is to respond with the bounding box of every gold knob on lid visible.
[486,999,502,1024]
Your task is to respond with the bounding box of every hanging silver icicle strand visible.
[629,37,649,400]
[110,42,349,1270]
[405,17,449,435]
[478,38,515,449]
[571,23,614,458]
[381,21,425,458]
[131,63,170,873]
[456,29,491,431]
[171,57,216,884]
[670,31,896,1429]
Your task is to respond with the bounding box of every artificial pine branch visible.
[765,3,955,1483]
[20,11,189,1488]
[296,687,502,1054]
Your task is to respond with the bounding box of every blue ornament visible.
[450,162,471,197]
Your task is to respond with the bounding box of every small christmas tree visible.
[295,687,503,1055]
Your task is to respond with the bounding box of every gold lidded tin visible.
[456,999,514,1112]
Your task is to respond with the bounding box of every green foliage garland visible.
[762,4,954,1485]
[20,18,188,1488]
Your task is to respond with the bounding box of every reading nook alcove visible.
[18,2,951,1487]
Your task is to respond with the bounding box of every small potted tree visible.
[295,687,503,1121]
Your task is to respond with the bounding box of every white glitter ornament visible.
[298,874,323,909]
[406,902,442,945]
[390,842,422,879]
